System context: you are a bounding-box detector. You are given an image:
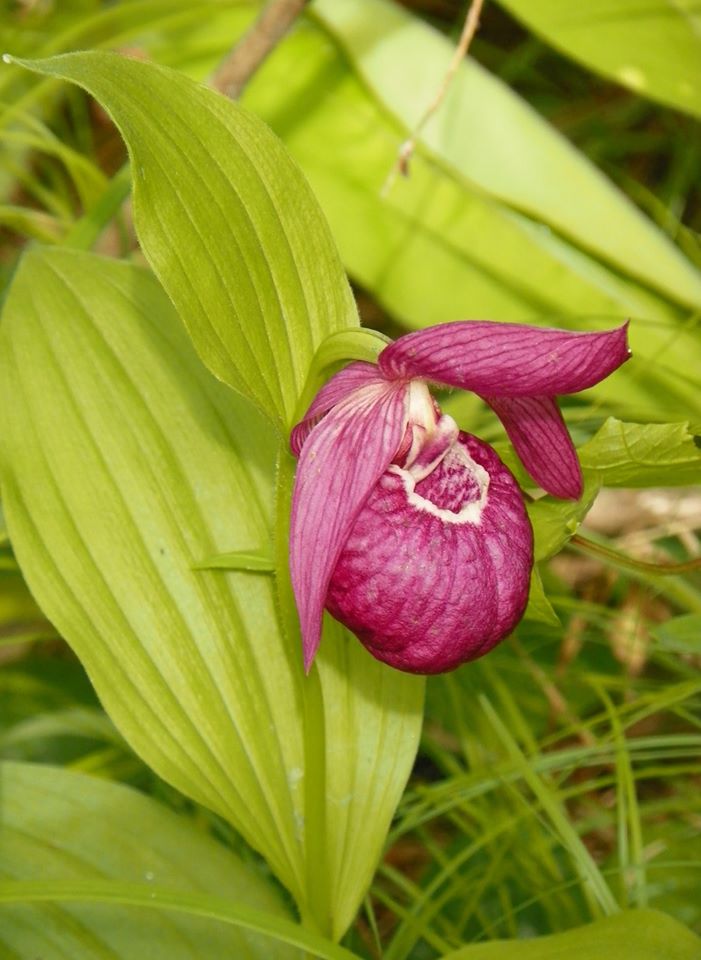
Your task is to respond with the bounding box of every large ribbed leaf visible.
[14,50,358,430]
[495,0,701,120]
[309,0,701,312]
[440,909,701,959]
[0,761,299,959]
[0,248,424,939]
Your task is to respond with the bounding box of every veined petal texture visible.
[290,361,385,455]
[290,380,408,669]
[327,432,533,673]
[486,395,583,499]
[379,320,630,397]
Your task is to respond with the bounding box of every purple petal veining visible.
[326,432,533,674]
[290,361,384,456]
[289,378,408,670]
[379,320,630,396]
[485,395,583,500]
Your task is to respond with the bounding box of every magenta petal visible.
[290,381,408,670]
[327,432,533,673]
[379,321,630,397]
[486,395,583,499]
[290,361,386,456]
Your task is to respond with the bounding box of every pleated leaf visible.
[579,418,701,486]
[0,247,424,939]
[0,761,299,959]
[441,909,701,960]
[310,0,701,312]
[14,50,358,429]
[495,0,701,120]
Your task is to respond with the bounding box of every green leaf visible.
[579,418,701,486]
[0,760,300,959]
[308,0,701,311]
[495,0,701,120]
[293,327,391,424]
[529,476,601,562]
[652,614,701,654]
[440,909,701,959]
[0,247,424,939]
[0,883,365,960]
[523,565,560,628]
[193,550,276,572]
[13,50,358,429]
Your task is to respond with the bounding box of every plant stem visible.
[211,0,309,99]
[382,0,487,195]
[570,533,701,577]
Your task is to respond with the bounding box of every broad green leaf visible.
[495,0,701,120]
[0,884,365,960]
[14,50,358,429]
[309,0,701,312]
[441,909,701,959]
[529,476,601,562]
[0,760,299,959]
[0,248,424,939]
[652,614,701,654]
[579,418,701,486]
[232,3,701,420]
[194,550,276,572]
[523,566,560,628]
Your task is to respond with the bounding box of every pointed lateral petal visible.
[290,361,385,456]
[290,381,408,669]
[487,395,583,499]
[379,321,630,397]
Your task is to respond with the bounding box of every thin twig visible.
[211,0,309,100]
[381,0,487,196]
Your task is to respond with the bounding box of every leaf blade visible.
[495,0,701,119]
[579,418,701,486]
[440,909,701,959]
[0,761,300,960]
[0,247,424,938]
[310,0,701,311]
[13,50,358,427]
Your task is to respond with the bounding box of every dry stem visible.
[211,0,309,100]
[382,0,487,195]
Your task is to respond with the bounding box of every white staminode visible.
[391,435,490,526]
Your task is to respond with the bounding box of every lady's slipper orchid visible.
[290,320,630,675]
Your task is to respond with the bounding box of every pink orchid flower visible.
[290,320,630,675]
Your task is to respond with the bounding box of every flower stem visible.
[569,533,701,577]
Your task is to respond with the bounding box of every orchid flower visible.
[290,320,630,675]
